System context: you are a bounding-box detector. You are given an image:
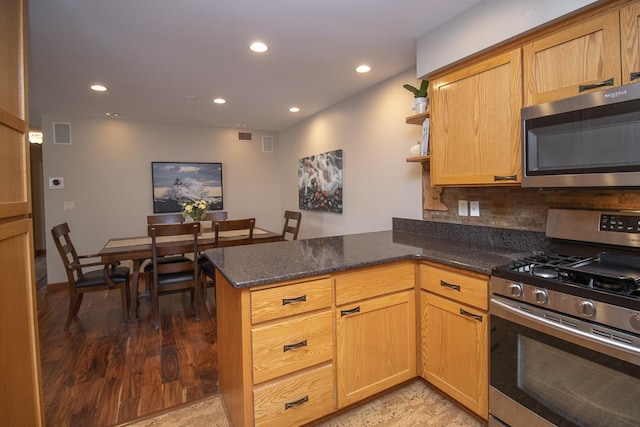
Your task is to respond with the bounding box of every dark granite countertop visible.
[204,229,537,288]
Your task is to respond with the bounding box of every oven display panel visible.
[600,214,640,233]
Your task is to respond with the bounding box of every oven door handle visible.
[490,296,640,366]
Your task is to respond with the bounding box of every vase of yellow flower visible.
[180,198,209,234]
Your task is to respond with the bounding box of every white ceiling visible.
[28,0,482,132]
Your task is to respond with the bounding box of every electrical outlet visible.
[458,200,468,216]
[470,201,480,217]
[64,201,76,211]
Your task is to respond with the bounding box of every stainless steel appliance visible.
[522,82,640,188]
[489,208,640,427]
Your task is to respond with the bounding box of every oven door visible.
[489,295,640,427]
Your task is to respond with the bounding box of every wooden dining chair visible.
[51,223,130,330]
[200,218,256,302]
[147,222,201,329]
[281,210,302,240]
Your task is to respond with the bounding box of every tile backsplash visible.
[423,186,640,232]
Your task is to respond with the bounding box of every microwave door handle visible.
[578,78,614,92]
[631,72,640,82]
[494,175,518,182]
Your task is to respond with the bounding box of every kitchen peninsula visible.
[204,220,544,426]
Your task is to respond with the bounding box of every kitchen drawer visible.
[252,310,333,384]
[253,364,335,427]
[334,261,415,306]
[419,263,488,310]
[251,277,332,324]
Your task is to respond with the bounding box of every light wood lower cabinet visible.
[336,289,416,408]
[419,262,489,420]
[216,273,335,427]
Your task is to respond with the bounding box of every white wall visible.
[277,68,424,238]
[42,68,425,282]
[416,0,600,77]
[42,116,282,283]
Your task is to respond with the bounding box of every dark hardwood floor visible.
[37,275,219,426]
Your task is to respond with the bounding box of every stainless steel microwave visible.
[522,82,640,188]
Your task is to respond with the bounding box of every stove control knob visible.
[508,283,523,298]
[630,313,640,331]
[578,300,596,318]
[534,289,548,304]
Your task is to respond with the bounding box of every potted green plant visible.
[403,80,429,114]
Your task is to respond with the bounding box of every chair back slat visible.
[281,210,302,240]
[214,218,255,247]
[147,213,185,225]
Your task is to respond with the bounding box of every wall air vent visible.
[53,122,72,145]
[238,132,253,141]
[262,135,273,153]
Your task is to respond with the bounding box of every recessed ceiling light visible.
[289,107,300,113]
[90,84,108,92]
[356,65,371,73]
[250,41,268,53]
[213,98,226,104]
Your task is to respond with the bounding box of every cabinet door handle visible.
[460,308,483,322]
[284,395,309,410]
[578,78,614,92]
[631,72,640,81]
[282,295,306,305]
[283,339,307,352]
[340,306,360,316]
[494,175,517,181]
[440,280,461,292]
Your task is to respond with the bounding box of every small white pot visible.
[412,97,428,114]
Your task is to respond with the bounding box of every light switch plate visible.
[458,200,468,216]
[470,201,480,217]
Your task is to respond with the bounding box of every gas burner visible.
[531,266,559,279]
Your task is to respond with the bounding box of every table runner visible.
[105,228,269,249]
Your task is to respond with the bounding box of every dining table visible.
[98,226,283,320]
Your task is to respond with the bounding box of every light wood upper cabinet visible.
[431,49,522,186]
[621,1,640,85]
[523,9,622,106]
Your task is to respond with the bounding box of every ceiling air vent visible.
[238,132,252,141]
[53,122,72,145]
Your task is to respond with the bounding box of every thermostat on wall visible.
[49,177,64,189]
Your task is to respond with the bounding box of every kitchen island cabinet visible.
[207,230,530,426]
[334,262,416,408]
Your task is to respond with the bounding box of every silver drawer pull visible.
[460,308,483,322]
[282,295,307,305]
[631,71,640,81]
[340,306,360,317]
[579,77,614,92]
[283,339,307,352]
[284,395,309,410]
[440,280,461,291]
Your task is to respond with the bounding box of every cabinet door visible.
[621,1,640,85]
[421,291,488,419]
[523,10,621,106]
[336,290,416,408]
[431,49,522,186]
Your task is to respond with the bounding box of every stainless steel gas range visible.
[488,208,640,427]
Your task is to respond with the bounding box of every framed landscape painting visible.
[151,162,223,213]
[298,149,343,213]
